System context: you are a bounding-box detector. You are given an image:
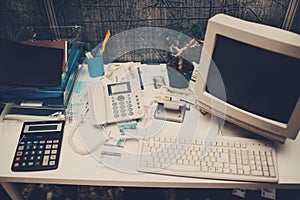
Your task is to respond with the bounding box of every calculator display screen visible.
[24,122,63,133]
[28,125,58,131]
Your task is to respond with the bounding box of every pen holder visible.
[87,56,104,78]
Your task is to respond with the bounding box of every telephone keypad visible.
[111,93,142,120]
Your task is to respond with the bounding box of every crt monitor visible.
[194,14,300,143]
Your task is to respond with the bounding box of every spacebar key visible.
[167,165,200,172]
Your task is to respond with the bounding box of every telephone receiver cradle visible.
[89,80,144,126]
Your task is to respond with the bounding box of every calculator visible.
[11,120,65,172]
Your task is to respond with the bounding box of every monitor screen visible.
[194,14,300,143]
[207,34,300,124]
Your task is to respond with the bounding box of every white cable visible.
[68,117,106,156]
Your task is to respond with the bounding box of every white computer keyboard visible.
[137,135,278,183]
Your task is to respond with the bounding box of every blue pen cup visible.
[87,56,104,78]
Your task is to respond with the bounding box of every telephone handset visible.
[89,80,144,126]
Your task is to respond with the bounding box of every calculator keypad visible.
[12,139,61,171]
[11,121,64,172]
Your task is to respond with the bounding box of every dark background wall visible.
[1,0,299,62]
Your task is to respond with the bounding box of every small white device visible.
[154,99,187,123]
[90,80,144,126]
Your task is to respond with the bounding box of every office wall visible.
[0,0,299,62]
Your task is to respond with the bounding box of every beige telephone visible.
[89,80,144,126]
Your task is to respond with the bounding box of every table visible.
[1,64,300,199]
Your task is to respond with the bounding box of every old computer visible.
[138,14,300,182]
[194,14,300,143]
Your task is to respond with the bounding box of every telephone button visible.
[114,114,120,118]
[120,109,126,113]
[120,105,125,109]
[117,95,125,101]
[113,106,118,111]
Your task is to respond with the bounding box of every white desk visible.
[1,64,300,199]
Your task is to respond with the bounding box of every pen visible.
[98,29,111,56]
[137,67,144,91]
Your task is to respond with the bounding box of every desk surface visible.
[1,64,300,189]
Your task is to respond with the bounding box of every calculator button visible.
[47,140,53,144]
[51,150,57,154]
[36,156,42,160]
[15,157,21,161]
[22,156,28,161]
[50,155,56,160]
[46,144,52,149]
[28,162,34,166]
[44,150,51,154]
[25,146,31,150]
[21,162,26,167]
[32,145,37,149]
[39,145,44,149]
[52,144,58,149]
[30,156,35,161]
[13,163,20,167]
[16,151,23,156]
[35,161,41,166]
[31,151,36,155]
[42,156,49,166]
[24,151,29,156]
[18,146,24,151]
[49,161,56,166]
[53,140,59,143]
[33,141,39,144]
[40,140,46,144]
